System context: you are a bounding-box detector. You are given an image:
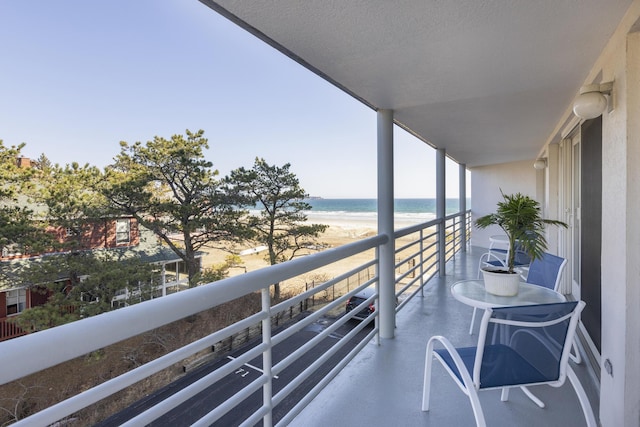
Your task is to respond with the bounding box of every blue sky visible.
[0,1,462,199]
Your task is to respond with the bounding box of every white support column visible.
[377,109,395,339]
[436,149,446,273]
[459,163,467,252]
[599,31,640,427]
[547,144,561,253]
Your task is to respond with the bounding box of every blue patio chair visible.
[525,252,581,364]
[526,252,567,291]
[469,246,531,335]
[476,246,531,279]
[470,252,567,334]
[422,301,596,427]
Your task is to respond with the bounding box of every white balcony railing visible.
[0,211,470,427]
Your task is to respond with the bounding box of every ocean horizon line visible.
[249,197,469,227]
[303,197,469,215]
[303,197,466,201]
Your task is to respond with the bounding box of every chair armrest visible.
[427,335,478,392]
[479,251,508,269]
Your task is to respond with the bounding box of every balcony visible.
[291,246,599,427]
[0,212,599,426]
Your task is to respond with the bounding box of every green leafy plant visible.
[475,192,567,273]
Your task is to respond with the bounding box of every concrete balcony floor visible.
[291,247,600,427]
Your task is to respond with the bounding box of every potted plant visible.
[475,191,567,296]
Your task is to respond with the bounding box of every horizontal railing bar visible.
[275,325,378,426]
[395,237,421,253]
[121,345,270,427]
[272,309,377,408]
[400,258,421,277]
[396,273,421,296]
[423,258,439,274]
[394,248,420,269]
[397,273,433,311]
[393,218,440,238]
[422,252,438,268]
[237,404,271,427]
[423,239,438,252]
[11,311,269,427]
[273,290,377,378]
[270,258,378,314]
[1,234,387,385]
[186,374,269,427]
[444,212,465,221]
[271,277,377,347]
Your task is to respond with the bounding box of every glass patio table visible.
[451,279,565,310]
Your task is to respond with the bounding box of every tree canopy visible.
[226,158,327,298]
[1,133,328,327]
[0,141,52,261]
[12,251,155,332]
[36,162,107,251]
[101,129,252,286]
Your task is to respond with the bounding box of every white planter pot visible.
[481,267,520,296]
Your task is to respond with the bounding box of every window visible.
[6,289,27,315]
[116,219,131,244]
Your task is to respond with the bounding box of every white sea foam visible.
[304,210,436,229]
[248,199,439,229]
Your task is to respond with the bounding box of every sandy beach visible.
[202,214,429,296]
[203,215,378,277]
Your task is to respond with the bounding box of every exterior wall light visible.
[533,158,547,170]
[572,81,614,119]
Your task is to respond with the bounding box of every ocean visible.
[303,198,465,226]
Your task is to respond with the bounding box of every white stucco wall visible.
[540,2,640,425]
[623,30,640,427]
[623,31,640,427]
[598,26,640,427]
[469,159,537,249]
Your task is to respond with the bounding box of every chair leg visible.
[467,386,487,427]
[503,385,545,408]
[477,256,486,279]
[422,337,487,427]
[520,386,545,408]
[567,366,597,427]
[570,337,582,364]
[422,343,434,411]
[469,307,477,335]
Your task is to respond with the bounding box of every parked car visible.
[345,286,376,320]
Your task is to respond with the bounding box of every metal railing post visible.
[419,228,425,297]
[262,288,273,427]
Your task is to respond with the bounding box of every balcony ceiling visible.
[199,1,633,167]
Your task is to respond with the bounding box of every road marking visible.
[234,368,250,378]
[227,356,279,379]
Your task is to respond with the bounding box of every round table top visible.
[451,279,565,309]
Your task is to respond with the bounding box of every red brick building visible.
[0,216,141,340]
[0,158,205,341]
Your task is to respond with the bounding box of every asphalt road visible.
[97,314,371,426]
